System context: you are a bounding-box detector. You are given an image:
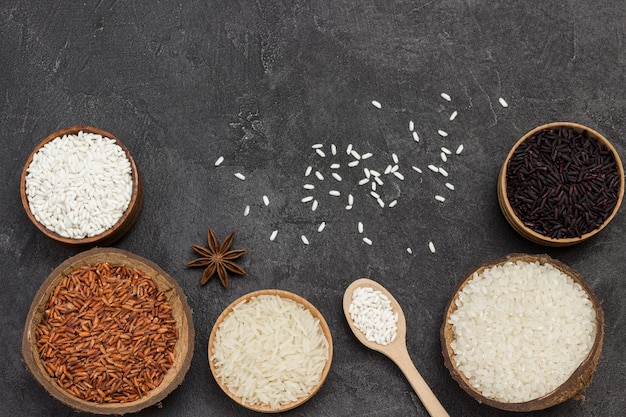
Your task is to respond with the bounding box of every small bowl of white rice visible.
[441,253,604,412]
[20,126,143,248]
[208,289,333,413]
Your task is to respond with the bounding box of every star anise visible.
[186,228,247,288]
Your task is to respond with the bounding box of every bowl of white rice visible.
[20,126,143,248]
[208,289,333,413]
[441,253,604,412]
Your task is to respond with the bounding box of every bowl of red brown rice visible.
[441,253,604,412]
[22,247,194,415]
[208,289,333,413]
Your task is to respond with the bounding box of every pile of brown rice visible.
[448,260,597,403]
[211,294,329,409]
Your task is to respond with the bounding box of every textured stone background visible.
[1,1,625,416]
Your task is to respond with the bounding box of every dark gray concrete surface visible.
[2,1,625,416]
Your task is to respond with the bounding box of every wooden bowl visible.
[497,122,624,246]
[441,253,604,412]
[22,247,194,415]
[20,126,144,249]
[208,289,333,413]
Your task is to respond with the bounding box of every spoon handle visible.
[390,346,450,417]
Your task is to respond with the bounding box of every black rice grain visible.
[506,126,620,239]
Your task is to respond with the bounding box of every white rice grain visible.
[269,230,278,241]
[234,172,246,180]
[456,144,464,155]
[329,190,341,197]
[428,241,436,253]
[441,93,451,101]
[301,235,310,245]
[263,195,270,206]
[332,173,342,182]
[214,156,224,166]
[412,131,419,142]
[435,195,446,202]
[499,97,509,108]
[438,129,448,137]
[449,111,458,121]
[244,205,250,216]
[371,100,382,109]
[318,222,326,232]
[362,237,373,245]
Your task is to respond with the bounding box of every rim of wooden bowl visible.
[20,126,144,249]
[22,247,195,415]
[497,122,624,246]
[440,253,604,412]
[208,289,333,413]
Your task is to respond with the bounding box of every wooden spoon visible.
[343,278,449,417]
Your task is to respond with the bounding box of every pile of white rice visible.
[25,131,133,239]
[211,294,330,410]
[448,260,597,403]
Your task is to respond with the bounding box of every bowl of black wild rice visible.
[498,122,624,246]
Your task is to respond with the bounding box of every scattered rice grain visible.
[435,195,446,202]
[428,241,436,253]
[371,100,382,109]
[438,130,448,137]
[362,237,373,245]
[215,156,224,166]
[301,235,310,245]
[318,222,326,232]
[441,93,451,101]
[499,97,509,108]
[269,230,278,241]
[449,111,458,121]
[456,144,464,154]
